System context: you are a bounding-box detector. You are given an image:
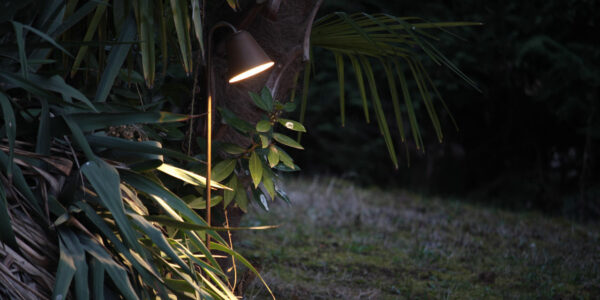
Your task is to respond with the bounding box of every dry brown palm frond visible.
[0,205,56,300]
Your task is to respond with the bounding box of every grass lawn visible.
[236,177,600,299]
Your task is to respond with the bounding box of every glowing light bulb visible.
[228,61,275,83]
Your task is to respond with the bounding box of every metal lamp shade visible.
[227,30,274,83]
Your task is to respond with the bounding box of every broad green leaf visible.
[96,12,136,103]
[278,118,306,132]
[12,21,72,57]
[138,0,156,88]
[81,160,143,254]
[334,52,345,126]
[0,72,55,102]
[62,111,189,133]
[119,171,229,246]
[394,60,424,150]
[86,135,196,162]
[37,0,63,34]
[256,191,270,211]
[126,156,172,170]
[12,21,27,78]
[145,215,278,232]
[0,92,16,179]
[267,145,279,168]
[211,159,236,182]
[52,237,77,300]
[35,99,50,155]
[0,151,43,215]
[121,184,149,216]
[191,0,205,60]
[211,242,275,300]
[249,91,271,112]
[117,69,145,84]
[275,183,291,204]
[112,0,130,31]
[274,163,300,172]
[159,258,210,298]
[256,120,272,132]
[221,143,246,155]
[164,278,195,294]
[59,230,89,300]
[348,54,370,123]
[129,213,192,274]
[0,187,18,250]
[169,0,193,74]
[276,146,295,169]
[283,101,297,112]
[417,33,480,90]
[90,258,105,300]
[156,0,168,77]
[223,176,237,207]
[76,200,176,285]
[419,59,458,135]
[310,11,480,163]
[260,87,274,111]
[187,196,223,209]
[47,1,104,38]
[361,56,398,169]
[235,182,248,212]
[382,59,406,142]
[157,163,232,190]
[262,170,275,200]
[169,240,224,277]
[26,74,98,112]
[219,107,254,133]
[80,236,139,300]
[70,0,109,78]
[249,151,262,188]
[259,134,270,148]
[62,116,96,160]
[273,133,304,150]
[408,58,442,143]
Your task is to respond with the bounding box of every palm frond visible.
[311,12,480,167]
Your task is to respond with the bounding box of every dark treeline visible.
[292,0,599,218]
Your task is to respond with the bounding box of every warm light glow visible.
[228,61,275,83]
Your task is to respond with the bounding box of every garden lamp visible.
[205,22,274,240]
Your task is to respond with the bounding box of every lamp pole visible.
[204,21,274,248]
[205,21,238,247]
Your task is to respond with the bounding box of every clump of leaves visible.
[0,1,274,299]
[216,87,305,212]
[307,12,480,168]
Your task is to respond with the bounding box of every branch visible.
[267,46,302,98]
[303,0,324,61]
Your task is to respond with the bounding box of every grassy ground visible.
[236,177,600,299]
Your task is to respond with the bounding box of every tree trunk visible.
[196,0,323,288]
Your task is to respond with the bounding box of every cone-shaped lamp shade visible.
[227,31,274,83]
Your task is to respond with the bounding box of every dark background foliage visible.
[292,0,600,218]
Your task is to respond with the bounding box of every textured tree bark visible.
[196,0,323,288]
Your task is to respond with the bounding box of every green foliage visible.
[295,0,599,218]
[308,12,479,168]
[0,1,277,299]
[0,0,484,298]
[217,87,304,211]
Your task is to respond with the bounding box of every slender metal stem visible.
[206,21,237,247]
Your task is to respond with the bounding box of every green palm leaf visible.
[311,12,480,164]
